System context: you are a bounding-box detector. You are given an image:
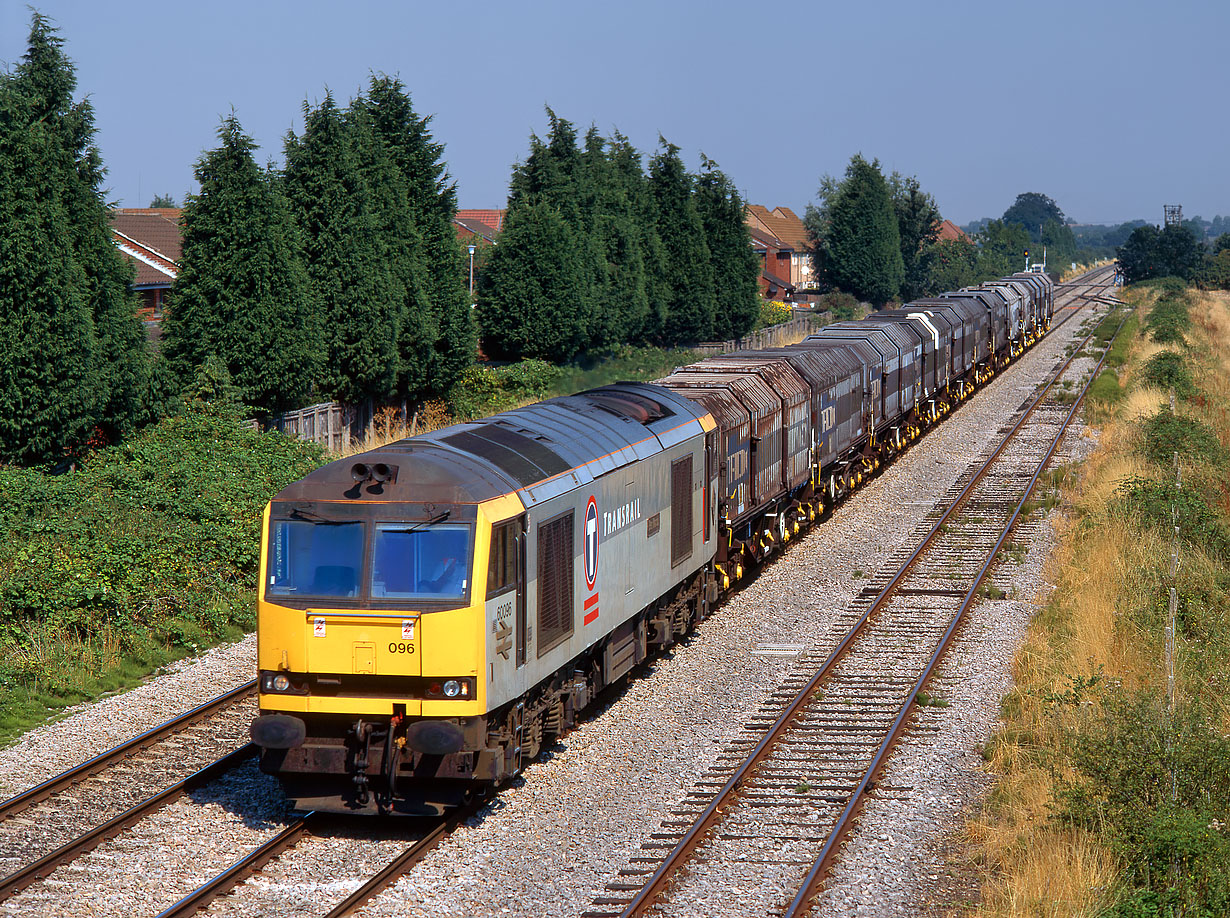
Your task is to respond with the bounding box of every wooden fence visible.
[266,401,351,453]
[693,311,824,356]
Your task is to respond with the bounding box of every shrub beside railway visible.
[971,285,1230,916]
[0,400,323,743]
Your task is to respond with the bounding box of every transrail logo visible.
[584,495,599,591]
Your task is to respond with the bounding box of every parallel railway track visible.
[585,269,1122,917]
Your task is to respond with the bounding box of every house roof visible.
[747,224,787,251]
[746,204,810,252]
[937,219,971,243]
[456,209,505,232]
[454,217,499,243]
[110,209,182,287]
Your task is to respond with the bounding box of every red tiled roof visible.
[746,204,809,252]
[110,208,182,287]
[456,209,505,232]
[937,219,970,243]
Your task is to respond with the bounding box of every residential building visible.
[745,204,815,289]
[109,208,181,328]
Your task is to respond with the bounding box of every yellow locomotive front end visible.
[251,450,525,814]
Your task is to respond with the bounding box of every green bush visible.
[0,401,324,736]
[1116,476,1230,558]
[1138,412,1226,468]
[1059,691,1230,916]
[1147,293,1192,345]
[814,291,862,321]
[447,359,563,421]
[1140,351,1196,399]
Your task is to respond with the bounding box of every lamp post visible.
[468,244,476,298]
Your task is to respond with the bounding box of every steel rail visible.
[784,302,1130,917]
[151,801,478,918]
[0,678,257,822]
[0,744,257,903]
[323,803,480,918]
[153,813,316,918]
[614,279,1121,918]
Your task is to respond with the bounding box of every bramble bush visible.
[1058,691,1230,917]
[0,400,324,735]
[1116,476,1229,559]
[1140,351,1196,399]
[1138,411,1227,468]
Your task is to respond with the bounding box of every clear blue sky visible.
[3,0,1226,226]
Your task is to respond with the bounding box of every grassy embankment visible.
[0,402,324,745]
[968,279,1230,916]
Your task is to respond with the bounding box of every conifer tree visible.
[649,139,716,344]
[581,128,649,350]
[889,172,941,301]
[162,115,317,415]
[0,13,151,462]
[284,94,403,406]
[360,77,475,396]
[817,155,904,306]
[694,155,759,339]
[476,202,589,362]
[609,132,670,342]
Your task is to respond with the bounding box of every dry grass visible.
[340,399,457,458]
[964,286,1178,915]
[976,827,1118,918]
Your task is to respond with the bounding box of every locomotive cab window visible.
[268,520,364,599]
[487,520,519,598]
[371,522,472,601]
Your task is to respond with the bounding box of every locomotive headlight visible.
[272,674,291,692]
[443,680,462,698]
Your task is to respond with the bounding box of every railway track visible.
[585,270,1122,918]
[0,269,1117,918]
[0,683,257,905]
[153,805,473,918]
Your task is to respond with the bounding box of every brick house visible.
[110,208,181,329]
[745,205,815,290]
[748,225,796,301]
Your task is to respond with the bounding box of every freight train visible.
[250,272,1054,814]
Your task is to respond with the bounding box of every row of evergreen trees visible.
[163,79,475,416]
[477,113,760,362]
[0,15,156,465]
[805,159,1087,307]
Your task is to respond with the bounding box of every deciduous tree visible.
[1002,192,1066,242]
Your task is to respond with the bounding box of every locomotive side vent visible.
[537,511,575,656]
[671,455,694,568]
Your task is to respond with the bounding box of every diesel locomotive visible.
[250,272,1054,814]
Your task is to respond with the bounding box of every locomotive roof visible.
[274,382,709,508]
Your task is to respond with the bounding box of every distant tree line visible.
[1117,222,1230,288]
[477,111,760,362]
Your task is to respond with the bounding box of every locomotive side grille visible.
[537,511,575,656]
[671,456,693,568]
